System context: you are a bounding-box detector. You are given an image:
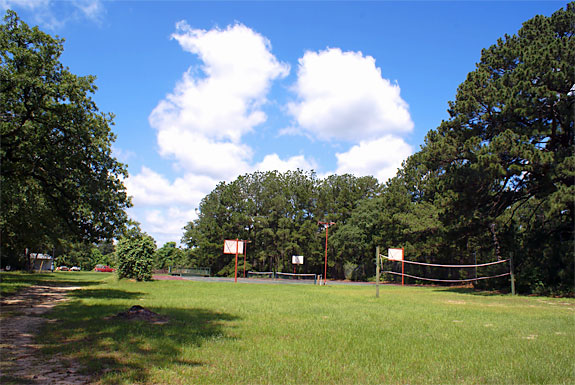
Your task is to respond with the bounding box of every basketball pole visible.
[324,225,328,285]
[318,221,335,285]
[376,246,380,298]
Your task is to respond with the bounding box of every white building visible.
[30,253,54,271]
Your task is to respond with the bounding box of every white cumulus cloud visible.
[141,207,197,247]
[255,154,317,173]
[125,167,216,207]
[149,22,289,146]
[148,22,290,182]
[288,48,413,142]
[335,136,413,183]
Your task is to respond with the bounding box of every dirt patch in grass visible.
[107,305,169,325]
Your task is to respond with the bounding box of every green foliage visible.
[0,11,131,268]
[184,170,382,279]
[54,240,116,270]
[407,3,574,293]
[116,233,156,281]
[154,242,185,270]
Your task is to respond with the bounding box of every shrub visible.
[116,234,156,281]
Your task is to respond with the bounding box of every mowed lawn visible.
[2,272,573,384]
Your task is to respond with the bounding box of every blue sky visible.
[4,0,569,247]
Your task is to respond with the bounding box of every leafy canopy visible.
[0,11,132,267]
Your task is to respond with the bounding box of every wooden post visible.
[401,248,405,286]
[376,246,380,298]
[234,238,239,283]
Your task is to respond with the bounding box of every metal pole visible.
[376,246,380,298]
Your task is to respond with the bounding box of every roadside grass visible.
[5,273,574,384]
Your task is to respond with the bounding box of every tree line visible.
[181,171,382,278]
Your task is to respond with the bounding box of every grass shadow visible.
[38,301,239,384]
[69,288,145,300]
[431,286,510,296]
[0,272,105,297]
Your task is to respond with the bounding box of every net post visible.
[401,248,404,286]
[234,238,239,283]
[376,246,380,298]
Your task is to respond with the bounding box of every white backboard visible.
[223,240,244,254]
[292,255,304,265]
[388,248,404,261]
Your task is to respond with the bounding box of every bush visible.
[116,234,156,281]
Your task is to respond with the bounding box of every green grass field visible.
[1,272,573,384]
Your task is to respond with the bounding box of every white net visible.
[380,255,511,284]
[275,272,317,284]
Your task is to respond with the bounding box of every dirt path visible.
[0,285,93,384]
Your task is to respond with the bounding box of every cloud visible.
[335,136,413,183]
[0,0,50,10]
[149,22,290,181]
[72,0,105,22]
[288,48,413,142]
[255,154,316,173]
[155,129,253,180]
[125,167,216,207]
[1,0,105,29]
[139,206,197,247]
[112,146,136,164]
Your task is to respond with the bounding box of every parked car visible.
[56,266,69,271]
[94,264,114,272]
[70,266,81,271]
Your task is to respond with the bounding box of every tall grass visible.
[3,272,574,384]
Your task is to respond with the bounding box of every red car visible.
[94,264,114,272]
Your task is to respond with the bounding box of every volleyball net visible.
[380,255,511,284]
[247,271,318,284]
[275,272,317,284]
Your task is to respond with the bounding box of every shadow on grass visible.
[0,272,104,297]
[431,286,510,296]
[69,288,145,300]
[39,299,239,384]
